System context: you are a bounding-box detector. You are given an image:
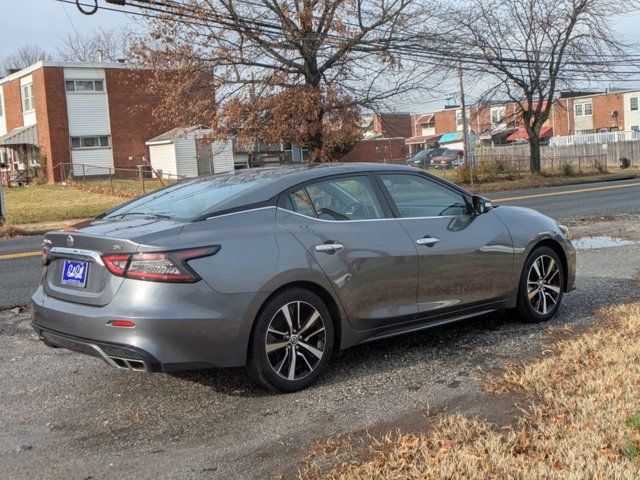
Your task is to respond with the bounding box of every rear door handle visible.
[416,236,440,247]
[315,243,344,254]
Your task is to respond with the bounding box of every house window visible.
[632,126,640,132]
[0,92,3,116]
[65,80,105,93]
[456,110,463,127]
[574,104,583,117]
[490,107,506,125]
[70,136,110,149]
[584,103,593,116]
[631,97,639,111]
[21,82,34,112]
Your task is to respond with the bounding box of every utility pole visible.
[0,171,5,226]
[458,61,473,185]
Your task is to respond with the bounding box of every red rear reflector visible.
[110,320,136,328]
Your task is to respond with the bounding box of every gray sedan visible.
[31,163,575,392]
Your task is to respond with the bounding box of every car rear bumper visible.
[31,283,268,370]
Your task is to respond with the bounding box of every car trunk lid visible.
[43,216,186,306]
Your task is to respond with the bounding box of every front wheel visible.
[247,288,334,392]
[514,246,564,323]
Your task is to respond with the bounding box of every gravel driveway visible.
[1,216,639,480]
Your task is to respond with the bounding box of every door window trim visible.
[372,171,474,219]
[277,172,394,221]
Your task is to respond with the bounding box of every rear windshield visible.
[104,175,258,220]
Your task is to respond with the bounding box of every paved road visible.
[0,237,42,309]
[1,215,639,479]
[487,177,640,221]
[1,177,639,309]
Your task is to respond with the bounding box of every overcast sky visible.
[2,0,640,112]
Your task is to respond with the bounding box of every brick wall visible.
[2,77,23,132]
[374,114,412,138]
[106,69,176,169]
[592,93,624,132]
[339,138,406,163]
[434,109,457,134]
[35,67,70,182]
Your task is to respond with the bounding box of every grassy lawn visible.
[2,183,124,226]
[74,177,174,196]
[304,304,640,479]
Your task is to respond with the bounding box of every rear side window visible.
[380,174,470,218]
[285,176,384,221]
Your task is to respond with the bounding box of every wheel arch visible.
[249,281,344,357]
[528,239,569,292]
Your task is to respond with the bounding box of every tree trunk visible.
[307,105,325,163]
[529,135,541,174]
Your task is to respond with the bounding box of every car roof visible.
[191,162,463,218]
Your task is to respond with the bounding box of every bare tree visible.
[448,0,635,173]
[2,45,50,75]
[57,26,133,63]
[127,0,442,161]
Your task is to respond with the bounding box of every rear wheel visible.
[247,288,334,392]
[514,246,564,323]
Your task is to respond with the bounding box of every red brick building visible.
[0,61,175,183]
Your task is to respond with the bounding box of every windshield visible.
[104,175,258,220]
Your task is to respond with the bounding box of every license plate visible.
[61,259,89,288]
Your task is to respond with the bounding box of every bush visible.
[561,162,577,177]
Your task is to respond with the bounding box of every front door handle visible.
[416,236,440,247]
[315,243,344,254]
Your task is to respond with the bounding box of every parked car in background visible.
[406,148,447,168]
[32,163,575,392]
[432,149,464,169]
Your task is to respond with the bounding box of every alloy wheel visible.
[264,301,327,381]
[527,255,562,315]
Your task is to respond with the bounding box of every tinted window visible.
[105,176,258,220]
[380,174,469,217]
[286,176,384,221]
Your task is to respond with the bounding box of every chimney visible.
[97,49,103,63]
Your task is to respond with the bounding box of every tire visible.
[514,246,564,323]
[247,288,334,392]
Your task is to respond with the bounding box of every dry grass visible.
[2,184,123,225]
[304,304,640,479]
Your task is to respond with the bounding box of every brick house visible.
[0,61,175,183]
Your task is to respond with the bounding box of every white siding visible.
[211,140,234,174]
[148,143,178,177]
[174,136,199,178]
[0,86,6,136]
[623,91,640,130]
[71,149,114,176]
[64,67,110,137]
[20,75,36,127]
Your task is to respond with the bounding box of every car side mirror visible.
[472,195,493,215]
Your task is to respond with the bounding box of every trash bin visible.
[619,157,631,169]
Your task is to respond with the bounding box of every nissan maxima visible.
[32,163,575,392]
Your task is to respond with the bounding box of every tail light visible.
[102,246,220,283]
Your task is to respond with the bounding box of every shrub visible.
[562,162,577,177]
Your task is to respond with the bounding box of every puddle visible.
[572,236,636,250]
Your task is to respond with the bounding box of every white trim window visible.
[65,79,105,93]
[0,92,3,116]
[584,103,593,116]
[631,97,639,112]
[70,135,110,150]
[631,125,640,132]
[575,103,592,117]
[456,110,463,128]
[21,82,34,112]
[490,106,506,125]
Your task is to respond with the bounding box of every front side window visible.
[0,92,4,116]
[380,174,470,218]
[631,97,639,111]
[285,176,384,221]
[574,104,583,117]
[21,83,34,112]
[490,107,506,125]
